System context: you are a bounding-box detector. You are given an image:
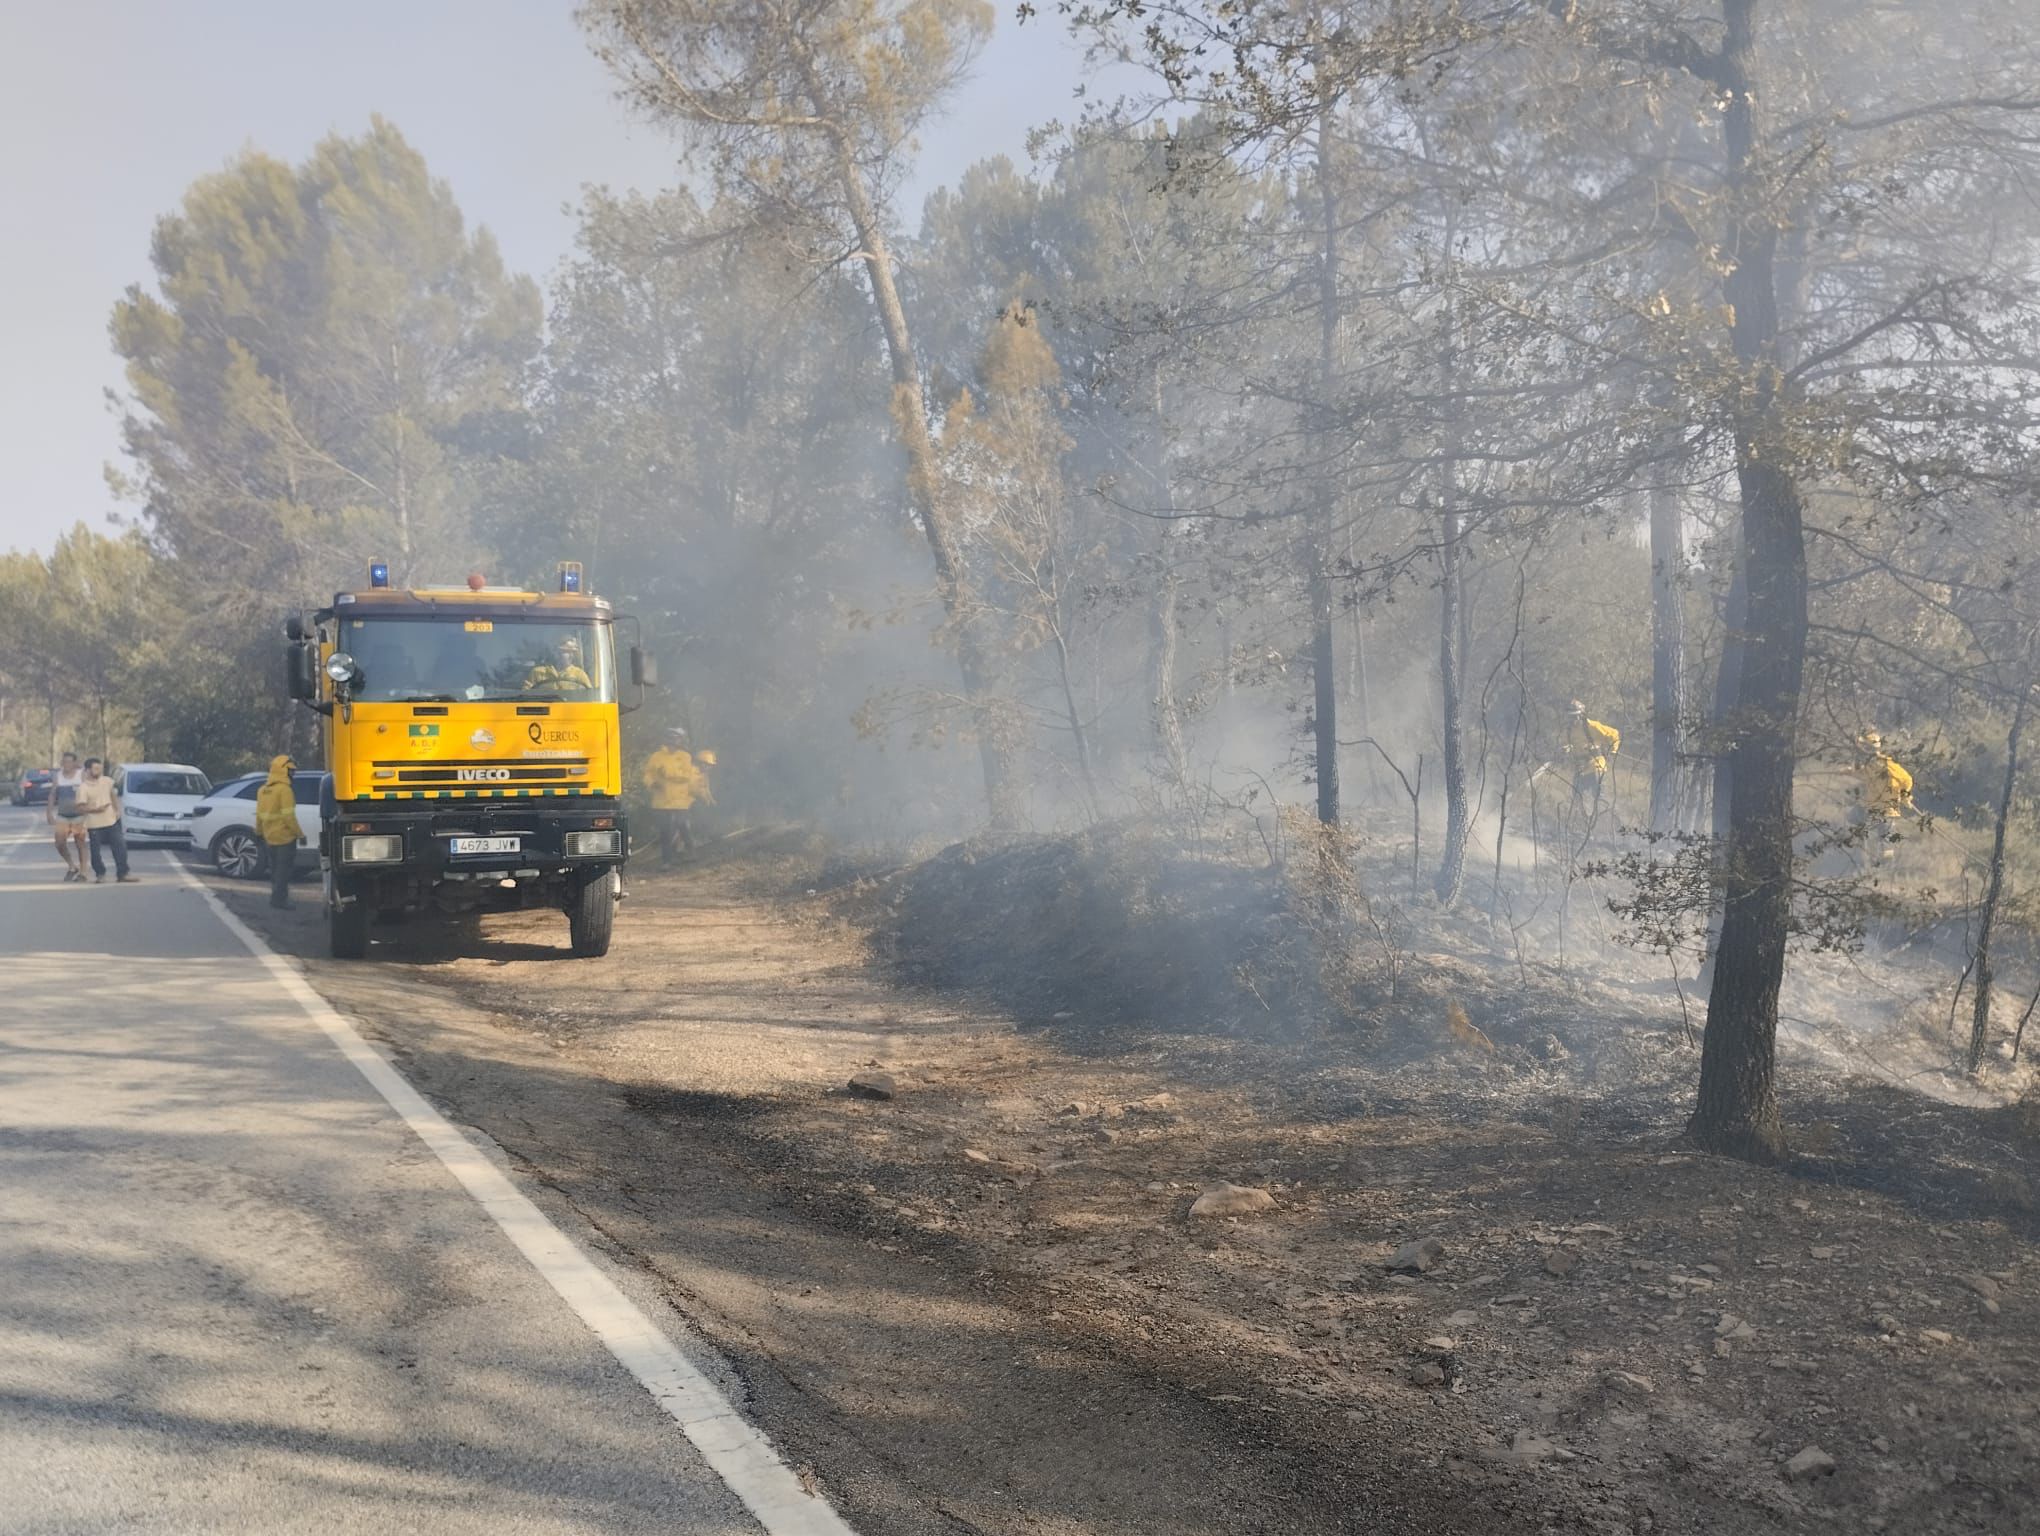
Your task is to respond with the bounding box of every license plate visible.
[449,835,521,855]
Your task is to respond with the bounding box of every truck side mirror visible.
[631,646,657,688]
[284,614,305,642]
[286,643,317,701]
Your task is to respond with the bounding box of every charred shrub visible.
[1267,808,1415,1032]
[872,820,1306,1044]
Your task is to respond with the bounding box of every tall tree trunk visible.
[1709,553,1748,846]
[1347,586,1372,738]
[1308,551,1341,827]
[1696,544,1747,993]
[1147,372,1188,786]
[1649,478,1687,832]
[1051,626,1102,818]
[1219,608,1236,712]
[1150,543,1187,786]
[1436,507,1470,903]
[1967,679,2033,1073]
[1347,591,1379,804]
[390,342,413,581]
[1492,564,1532,914]
[1307,53,1343,828]
[833,144,1017,828]
[1692,0,1807,1164]
[1433,265,1472,902]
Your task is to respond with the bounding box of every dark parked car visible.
[11,768,54,806]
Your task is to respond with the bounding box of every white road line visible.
[0,826,47,866]
[169,858,858,1536]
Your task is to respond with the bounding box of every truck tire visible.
[330,898,370,960]
[567,873,615,958]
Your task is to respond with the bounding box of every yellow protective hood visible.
[267,755,294,782]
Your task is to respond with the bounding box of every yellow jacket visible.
[523,662,594,694]
[255,756,300,845]
[1859,753,1914,818]
[643,746,710,811]
[1565,714,1621,775]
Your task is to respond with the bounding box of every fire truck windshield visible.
[337,616,616,703]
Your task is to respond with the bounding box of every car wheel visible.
[210,828,264,880]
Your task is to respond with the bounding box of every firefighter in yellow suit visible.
[1855,730,1915,860]
[1564,699,1621,821]
[642,728,714,862]
[522,635,595,695]
[255,755,302,910]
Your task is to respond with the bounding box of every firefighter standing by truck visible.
[642,728,713,862]
[256,755,302,909]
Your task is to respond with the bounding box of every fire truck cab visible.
[287,562,650,960]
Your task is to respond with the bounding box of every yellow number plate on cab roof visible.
[464,619,494,632]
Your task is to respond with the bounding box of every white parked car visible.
[183,769,327,879]
[114,763,212,846]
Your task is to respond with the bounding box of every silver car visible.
[183,770,326,879]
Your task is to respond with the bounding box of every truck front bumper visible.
[323,796,627,910]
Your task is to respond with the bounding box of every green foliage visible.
[111,117,539,593]
[581,0,993,213]
[0,527,160,764]
[58,121,541,776]
[0,551,65,767]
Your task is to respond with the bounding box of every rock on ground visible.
[1784,1446,1836,1482]
[1387,1236,1446,1273]
[1190,1182,1277,1219]
[1504,1428,1572,1464]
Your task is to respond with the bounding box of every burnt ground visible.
[210,826,2040,1536]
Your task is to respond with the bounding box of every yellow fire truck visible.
[286,562,651,960]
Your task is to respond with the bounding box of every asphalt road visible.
[0,806,829,1535]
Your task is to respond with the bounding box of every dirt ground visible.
[216,834,2040,1536]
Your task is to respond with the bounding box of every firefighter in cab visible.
[643,727,715,862]
[1564,699,1622,818]
[523,635,595,695]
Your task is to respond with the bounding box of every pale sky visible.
[0,1,1104,556]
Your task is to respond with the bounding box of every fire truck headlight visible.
[342,834,402,864]
[564,830,621,858]
[325,652,359,685]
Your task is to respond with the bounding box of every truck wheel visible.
[329,899,371,960]
[567,873,615,957]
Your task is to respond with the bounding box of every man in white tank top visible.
[46,750,88,883]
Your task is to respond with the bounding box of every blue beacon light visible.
[369,561,390,589]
